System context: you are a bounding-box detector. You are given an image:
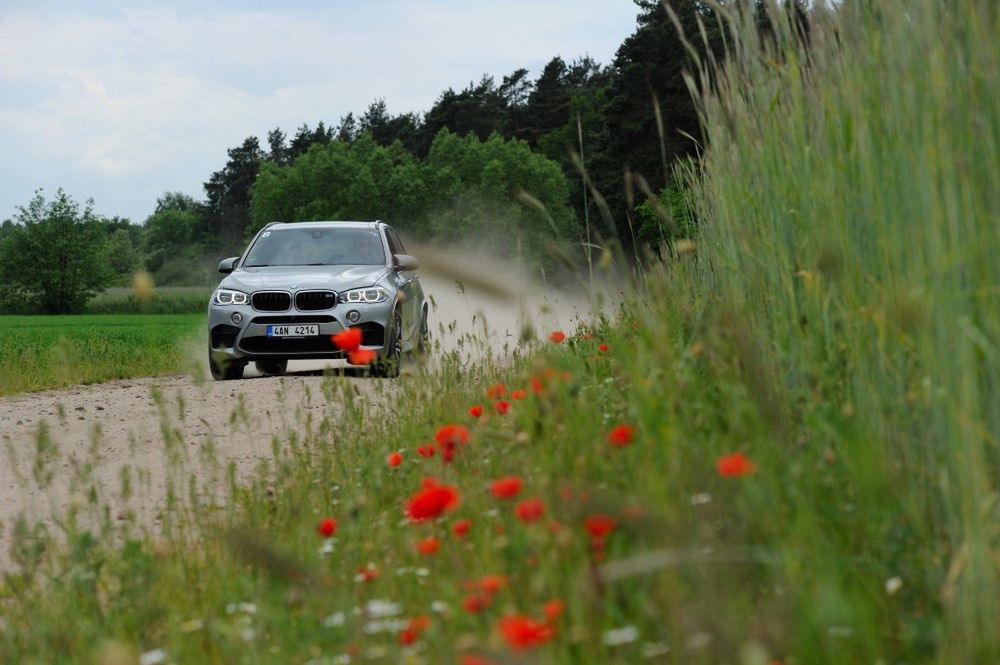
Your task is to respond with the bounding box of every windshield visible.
[242,227,386,267]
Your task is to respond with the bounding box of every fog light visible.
[347,309,361,324]
[231,312,243,325]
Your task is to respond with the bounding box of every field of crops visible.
[0,314,204,395]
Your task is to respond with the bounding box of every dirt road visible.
[0,260,593,562]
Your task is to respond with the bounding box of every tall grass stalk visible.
[680,0,999,659]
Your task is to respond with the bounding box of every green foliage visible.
[0,313,202,395]
[0,190,113,314]
[249,130,577,264]
[86,286,211,314]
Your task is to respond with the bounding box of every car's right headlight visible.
[213,289,249,306]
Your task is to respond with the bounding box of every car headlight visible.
[339,287,389,304]
[213,289,249,306]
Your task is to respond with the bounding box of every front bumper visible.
[208,298,394,363]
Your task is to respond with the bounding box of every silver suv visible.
[207,221,427,380]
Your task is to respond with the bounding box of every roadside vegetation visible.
[1,1,997,663]
[0,314,202,396]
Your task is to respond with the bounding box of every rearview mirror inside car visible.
[393,254,419,271]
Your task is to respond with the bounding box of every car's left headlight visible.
[340,286,389,304]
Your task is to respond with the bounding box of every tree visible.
[0,190,112,313]
[203,136,265,251]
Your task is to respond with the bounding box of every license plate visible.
[267,324,319,337]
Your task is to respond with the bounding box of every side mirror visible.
[218,257,239,274]
[393,254,419,271]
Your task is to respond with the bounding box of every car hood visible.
[220,265,389,293]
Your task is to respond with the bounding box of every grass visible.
[1,1,997,663]
[86,286,212,315]
[0,314,204,396]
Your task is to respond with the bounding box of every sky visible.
[0,1,640,224]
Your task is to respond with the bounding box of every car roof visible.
[264,221,382,231]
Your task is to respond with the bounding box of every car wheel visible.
[373,313,402,378]
[255,359,288,376]
[209,350,245,381]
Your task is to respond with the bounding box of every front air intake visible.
[252,291,291,311]
[296,290,336,311]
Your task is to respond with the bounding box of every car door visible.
[385,227,419,346]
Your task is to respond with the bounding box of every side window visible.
[385,228,406,255]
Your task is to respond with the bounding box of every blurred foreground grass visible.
[0,1,997,663]
[0,314,203,396]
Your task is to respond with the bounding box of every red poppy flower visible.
[469,404,484,418]
[406,479,460,522]
[435,424,470,463]
[511,389,527,401]
[461,656,495,665]
[584,514,616,542]
[318,517,337,537]
[530,377,544,395]
[547,520,563,533]
[479,574,507,595]
[717,452,756,477]
[356,566,379,582]
[348,348,376,365]
[486,382,506,399]
[416,536,440,555]
[498,615,554,649]
[462,594,491,613]
[387,451,403,467]
[331,328,362,351]
[494,400,510,415]
[452,519,471,538]
[515,497,545,523]
[549,331,566,344]
[491,476,523,499]
[608,424,635,448]
[543,599,564,622]
[417,444,435,458]
[399,616,430,645]
[598,343,609,352]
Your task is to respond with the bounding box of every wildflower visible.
[462,594,491,613]
[318,517,337,537]
[469,405,484,418]
[461,656,495,665]
[584,514,616,546]
[406,479,460,522]
[417,444,435,458]
[498,615,554,649]
[549,331,566,344]
[511,389,527,401]
[530,376,545,395]
[356,565,379,583]
[348,348,376,365]
[452,519,471,539]
[479,575,507,595]
[547,520,563,533]
[491,476,523,499]
[331,327,362,350]
[543,599,564,622]
[387,452,402,467]
[399,616,430,645]
[598,343,609,352]
[486,382,506,399]
[716,452,756,477]
[515,498,545,523]
[494,400,511,415]
[416,537,440,555]
[435,424,471,463]
[608,424,635,448]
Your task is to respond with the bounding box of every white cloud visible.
[0,1,638,221]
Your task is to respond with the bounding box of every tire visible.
[255,359,288,376]
[209,351,245,381]
[373,313,402,378]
